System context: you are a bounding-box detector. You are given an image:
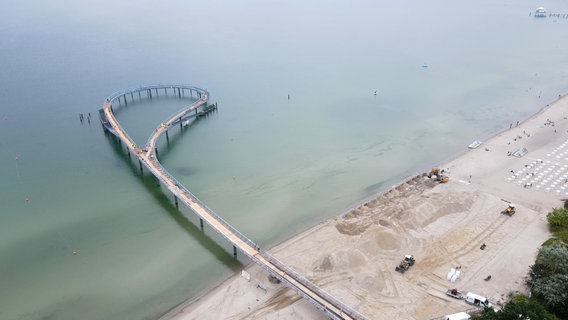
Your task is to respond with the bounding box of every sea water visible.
[1,0,568,319]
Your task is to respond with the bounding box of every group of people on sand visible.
[506,126,534,156]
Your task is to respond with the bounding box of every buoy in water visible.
[25,197,29,203]
[72,251,77,255]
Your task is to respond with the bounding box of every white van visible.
[445,312,471,320]
[465,292,492,308]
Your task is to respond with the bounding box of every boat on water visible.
[535,7,547,17]
[182,119,190,127]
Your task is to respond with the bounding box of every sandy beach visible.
[163,95,568,320]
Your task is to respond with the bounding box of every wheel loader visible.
[501,203,516,216]
[395,255,416,273]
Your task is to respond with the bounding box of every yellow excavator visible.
[428,168,449,183]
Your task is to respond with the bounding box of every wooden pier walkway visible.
[99,84,367,320]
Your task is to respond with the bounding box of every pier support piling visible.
[165,130,169,143]
[233,246,237,258]
[174,195,178,208]
[200,218,204,230]
[138,159,143,175]
[179,116,183,129]
[154,147,159,159]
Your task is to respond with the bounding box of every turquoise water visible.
[1,0,568,319]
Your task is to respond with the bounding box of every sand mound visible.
[372,228,401,250]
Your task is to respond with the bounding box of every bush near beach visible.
[547,205,568,244]
[528,243,568,319]
[472,294,557,320]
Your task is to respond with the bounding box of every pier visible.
[99,84,367,320]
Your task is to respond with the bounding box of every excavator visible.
[428,168,449,183]
[395,255,416,273]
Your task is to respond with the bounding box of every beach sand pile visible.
[165,95,568,320]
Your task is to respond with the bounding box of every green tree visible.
[547,208,568,230]
[528,243,568,318]
[532,274,568,317]
[472,294,558,320]
[530,243,568,280]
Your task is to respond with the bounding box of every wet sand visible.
[164,95,568,320]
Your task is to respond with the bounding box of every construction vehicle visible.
[446,288,464,299]
[395,254,416,273]
[501,203,516,216]
[428,168,449,183]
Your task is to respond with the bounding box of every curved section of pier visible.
[99,84,367,320]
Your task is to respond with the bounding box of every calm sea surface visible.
[1,0,568,319]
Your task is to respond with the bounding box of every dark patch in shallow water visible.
[176,167,194,176]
